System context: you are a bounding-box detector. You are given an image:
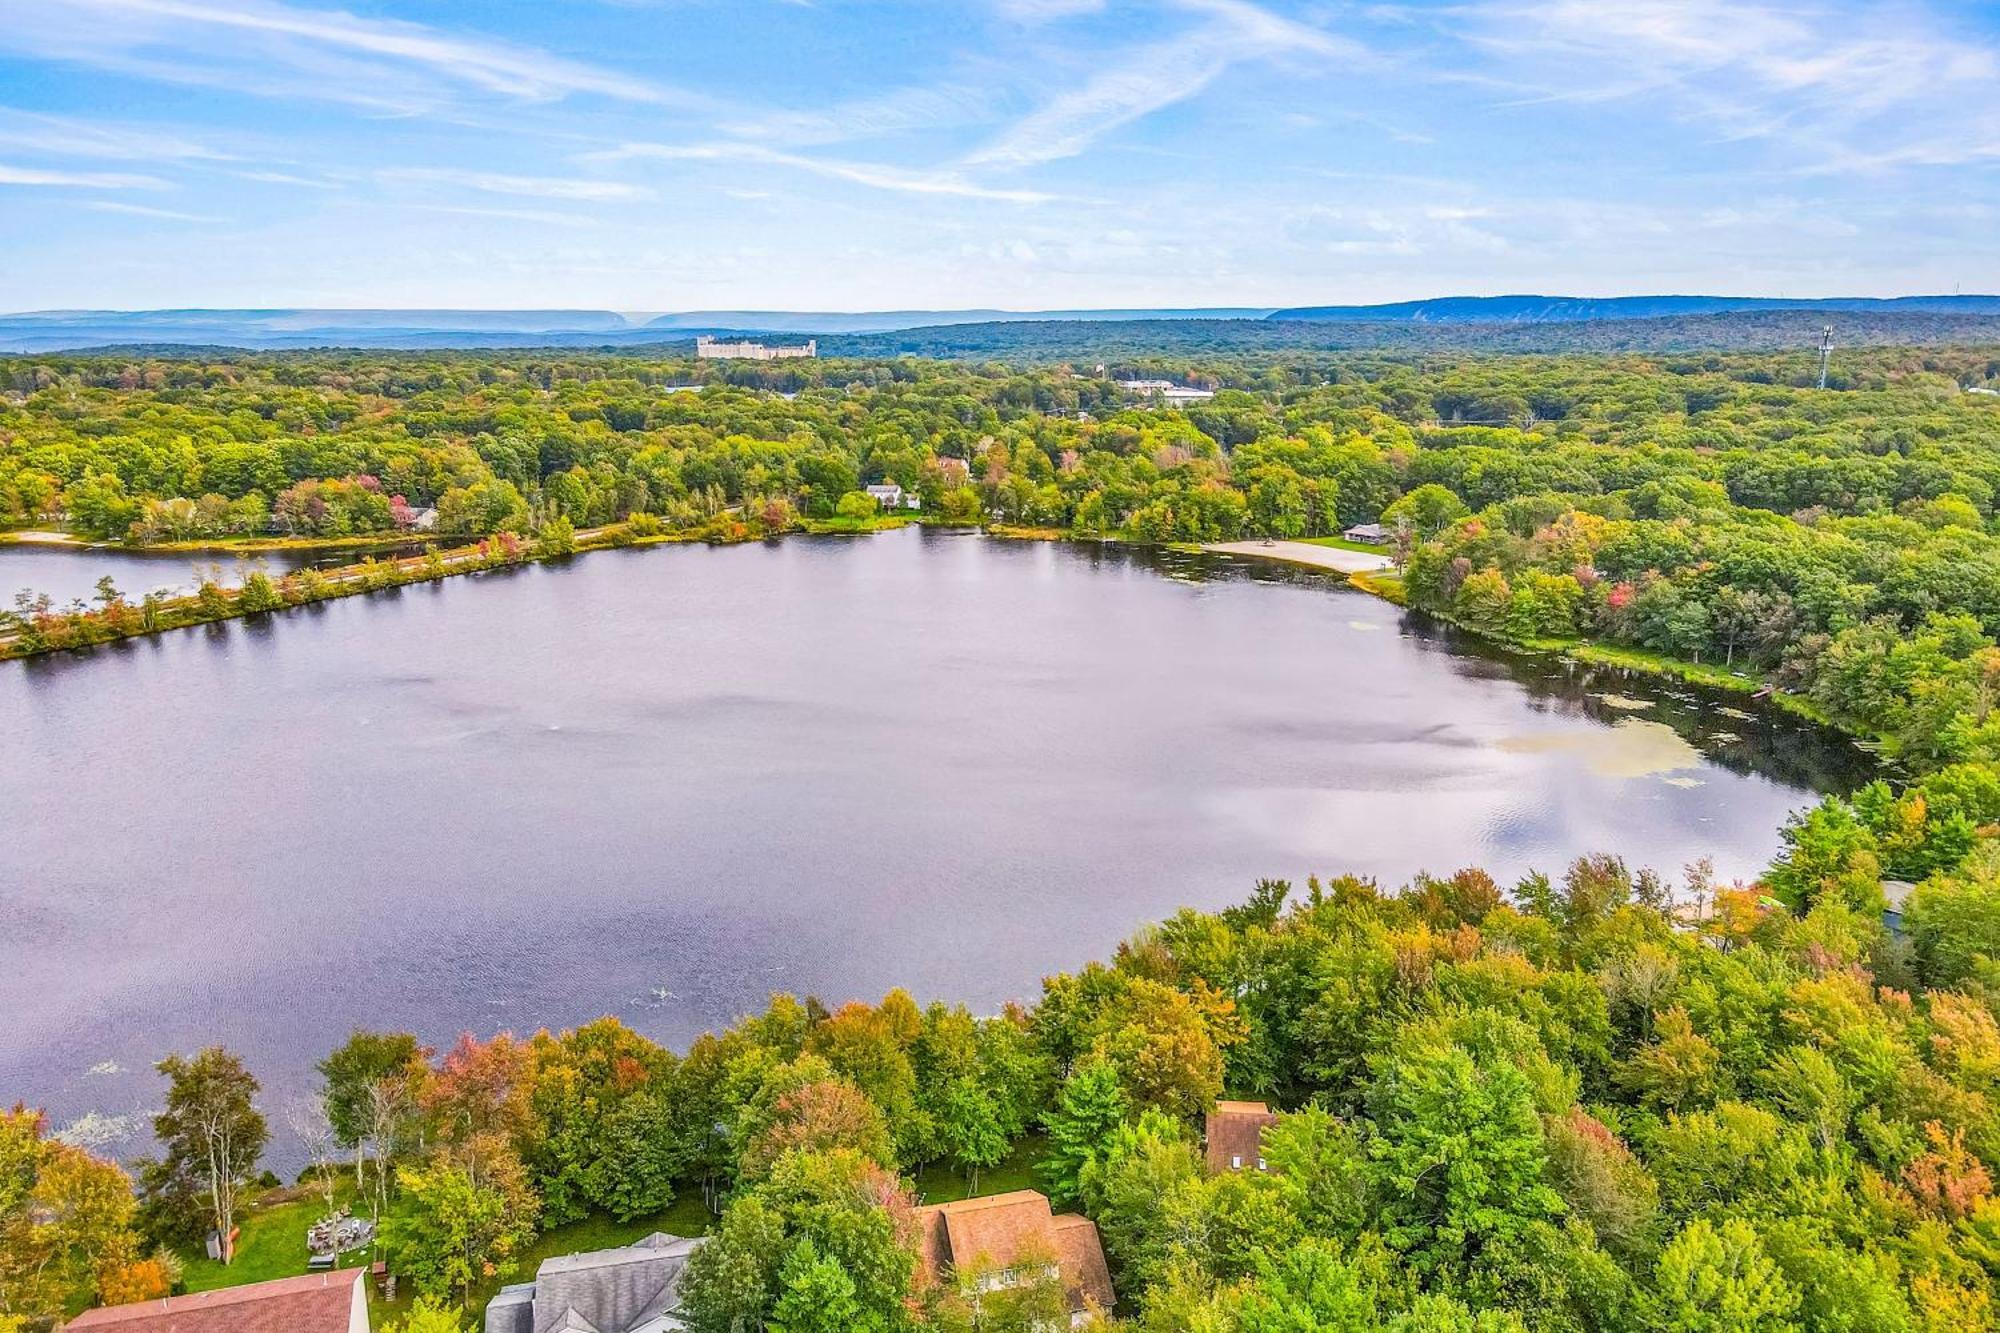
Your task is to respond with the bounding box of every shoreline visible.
[0,521,1874,748]
[1193,534,1855,746]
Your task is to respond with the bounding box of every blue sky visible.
[1,0,1997,310]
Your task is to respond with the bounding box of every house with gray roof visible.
[484,1233,703,1333]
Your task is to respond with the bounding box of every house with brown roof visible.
[65,1269,367,1333]
[1205,1100,1279,1174]
[913,1189,1113,1326]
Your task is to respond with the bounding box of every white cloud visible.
[992,0,1107,20]
[397,203,600,229]
[0,163,168,188]
[2,0,697,113]
[718,83,997,147]
[0,109,228,161]
[968,0,1362,168]
[87,201,224,221]
[598,142,1055,202]
[235,170,342,189]
[378,168,652,202]
[1461,0,2000,173]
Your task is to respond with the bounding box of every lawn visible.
[177,1178,362,1294]
[1301,535,1396,555]
[906,1134,1048,1206]
[167,1141,1048,1329]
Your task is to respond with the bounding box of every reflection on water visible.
[0,529,1870,1160]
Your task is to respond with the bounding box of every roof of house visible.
[913,1190,1114,1315]
[483,1233,700,1333]
[66,1270,364,1332]
[1050,1214,1115,1313]
[929,1189,1057,1274]
[1205,1100,1279,1173]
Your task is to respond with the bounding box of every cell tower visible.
[1817,326,1833,390]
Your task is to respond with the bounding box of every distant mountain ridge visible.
[2,296,1997,351]
[1267,294,2000,323]
[0,306,1273,351]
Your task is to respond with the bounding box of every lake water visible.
[1,541,364,607]
[0,528,1865,1159]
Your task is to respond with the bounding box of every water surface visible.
[0,529,1864,1156]
[1,541,371,606]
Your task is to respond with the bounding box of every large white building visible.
[1117,378,1215,407]
[695,336,817,361]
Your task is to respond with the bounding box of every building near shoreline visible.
[695,336,817,360]
[866,482,919,509]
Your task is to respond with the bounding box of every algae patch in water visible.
[1594,693,1656,711]
[1497,718,1702,779]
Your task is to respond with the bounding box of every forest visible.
[11,340,2000,1329]
[9,844,2000,1333]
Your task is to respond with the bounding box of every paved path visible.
[1203,539,1392,574]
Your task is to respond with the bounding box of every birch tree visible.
[149,1049,267,1265]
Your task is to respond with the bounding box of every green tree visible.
[1365,1041,1563,1277]
[936,1079,1005,1196]
[237,571,283,613]
[834,491,879,524]
[1382,484,1468,539]
[768,1238,862,1333]
[1040,1059,1128,1208]
[1645,1218,1801,1332]
[388,1154,538,1306]
[141,1049,268,1263]
[383,1296,465,1333]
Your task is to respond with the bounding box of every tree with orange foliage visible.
[0,1106,151,1326]
[739,1069,894,1184]
[1904,1122,1993,1220]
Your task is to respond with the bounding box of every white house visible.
[866,483,917,510]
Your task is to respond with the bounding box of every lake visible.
[1,540,383,607]
[0,527,1865,1158]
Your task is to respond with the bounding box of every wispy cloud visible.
[0,163,168,188]
[718,83,998,147]
[87,201,224,221]
[992,0,1107,21]
[0,109,228,161]
[378,167,652,202]
[1460,0,2000,173]
[398,203,600,229]
[2,0,696,113]
[597,142,1055,202]
[968,0,1363,168]
[235,170,342,189]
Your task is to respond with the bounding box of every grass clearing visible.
[1302,535,1396,555]
[906,1134,1048,1206]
